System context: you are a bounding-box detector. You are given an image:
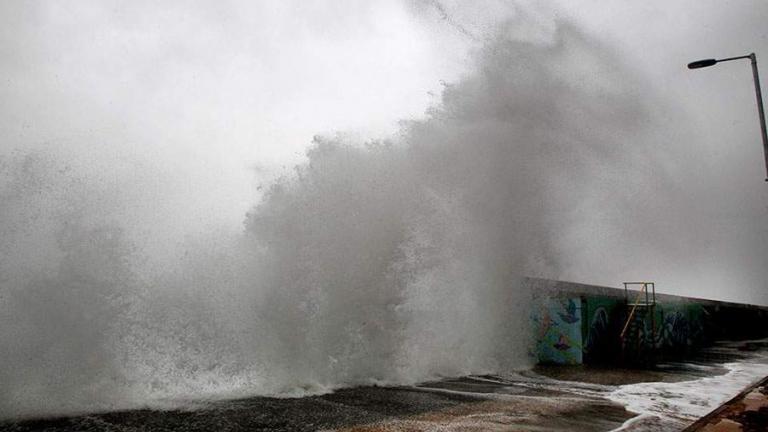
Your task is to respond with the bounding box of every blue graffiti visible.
[558,298,580,324]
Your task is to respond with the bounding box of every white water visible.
[609,352,768,430]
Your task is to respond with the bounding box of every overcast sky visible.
[2,1,766,212]
[1,0,767,302]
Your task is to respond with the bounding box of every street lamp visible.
[688,53,768,182]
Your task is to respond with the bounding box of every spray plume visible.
[0,19,711,419]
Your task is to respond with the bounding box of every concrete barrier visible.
[527,278,768,365]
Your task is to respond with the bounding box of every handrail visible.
[620,285,647,339]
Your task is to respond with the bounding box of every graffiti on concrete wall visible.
[583,297,622,363]
[631,304,705,351]
[533,297,583,364]
[656,305,705,350]
[533,294,710,365]
[581,297,707,362]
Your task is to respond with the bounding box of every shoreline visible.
[3,341,768,431]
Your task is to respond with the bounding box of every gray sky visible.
[1,0,767,303]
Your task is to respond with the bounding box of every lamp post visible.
[688,53,768,182]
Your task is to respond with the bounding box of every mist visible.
[1,0,767,421]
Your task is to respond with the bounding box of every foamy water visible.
[406,347,768,431]
[609,354,768,431]
[408,344,768,431]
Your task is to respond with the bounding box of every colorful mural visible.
[534,295,709,365]
[533,297,583,364]
[529,278,768,366]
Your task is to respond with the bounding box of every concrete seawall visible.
[526,278,768,365]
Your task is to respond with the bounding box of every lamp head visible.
[688,59,718,69]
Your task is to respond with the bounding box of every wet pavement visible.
[2,341,768,432]
[0,375,634,432]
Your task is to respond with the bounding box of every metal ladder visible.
[620,282,657,365]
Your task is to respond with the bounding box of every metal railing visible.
[620,282,656,339]
[620,282,657,364]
